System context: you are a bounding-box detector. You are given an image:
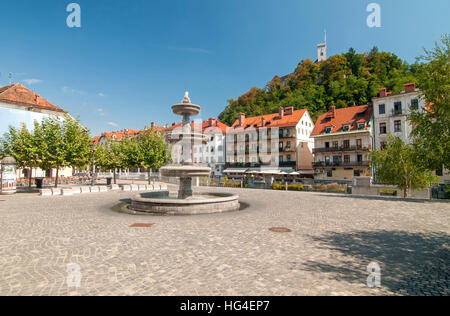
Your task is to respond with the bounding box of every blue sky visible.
[0,0,449,135]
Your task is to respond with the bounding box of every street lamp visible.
[91,144,96,186]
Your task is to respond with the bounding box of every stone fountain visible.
[128,93,240,215]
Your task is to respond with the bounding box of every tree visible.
[218,47,417,126]
[94,139,125,184]
[409,34,450,171]
[136,130,169,184]
[63,115,92,171]
[38,116,66,188]
[371,136,438,198]
[1,124,40,188]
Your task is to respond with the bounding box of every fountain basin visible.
[128,191,240,215]
[160,166,212,178]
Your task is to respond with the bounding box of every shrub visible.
[271,183,285,190]
[311,183,345,192]
[288,184,304,191]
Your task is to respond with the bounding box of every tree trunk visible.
[148,169,151,184]
[113,169,117,184]
[55,168,59,188]
[28,168,32,189]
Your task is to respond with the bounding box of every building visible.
[372,82,449,184]
[95,128,141,145]
[226,107,315,175]
[164,118,229,176]
[0,83,72,179]
[372,83,424,149]
[311,105,373,182]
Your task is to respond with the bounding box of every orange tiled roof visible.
[165,119,229,133]
[231,108,307,129]
[100,129,141,141]
[0,83,66,113]
[311,105,372,136]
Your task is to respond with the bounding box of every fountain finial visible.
[182,91,191,104]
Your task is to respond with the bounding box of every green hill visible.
[218,47,420,125]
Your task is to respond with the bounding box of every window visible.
[343,125,350,132]
[411,99,419,110]
[358,123,365,130]
[380,123,387,134]
[327,170,333,177]
[343,140,350,149]
[394,120,401,133]
[286,155,291,162]
[344,155,350,163]
[279,156,283,163]
[394,102,402,115]
[332,141,339,149]
[379,104,385,115]
[354,170,361,177]
[325,142,330,148]
[286,141,291,149]
[325,127,332,134]
[356,139,362,149]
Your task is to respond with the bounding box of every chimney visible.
[261,117,265,127]
[379,88,387,97]
[172,122,176,126]
[278,107,284,119]
[285,106,294,115]
[150,122,155,129]
[34,94,40,105]
[331,105,336,118]
[208,117,216,127]
[404,82,416,93]
[239,112,246,126]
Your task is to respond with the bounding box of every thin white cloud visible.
[167,46,213,55]
[97,108,105,116]
[107,122,118,127]
[23,79,42,85]
[98,93,105,97]
[61,86,85,95]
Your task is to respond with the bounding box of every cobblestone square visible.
[0,186,449,296]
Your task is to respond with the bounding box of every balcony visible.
[279,161,296,168]
[279,147,295,153]
[313,146,371,154]
[313,161,370,168]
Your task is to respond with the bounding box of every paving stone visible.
[0,186,448,296]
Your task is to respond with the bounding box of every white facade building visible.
[372,83,424,149]
[0,83,73,179]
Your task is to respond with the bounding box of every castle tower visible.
[317,30,327,62]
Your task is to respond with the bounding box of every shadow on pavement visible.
[298,230,450,296]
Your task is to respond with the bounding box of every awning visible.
[223,169,248,173]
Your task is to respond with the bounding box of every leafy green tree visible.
[1,124,40,188]
[371,136,438,198]
[218,47,418,126]
[63,115,92,171]
[409,34,450,171]
[136,130,170,184]
[38,117,67,187]
[94,139,125,184]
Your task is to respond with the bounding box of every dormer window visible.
[358,123,365,130]
[343,125,350,132]
[325,127,332,134]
